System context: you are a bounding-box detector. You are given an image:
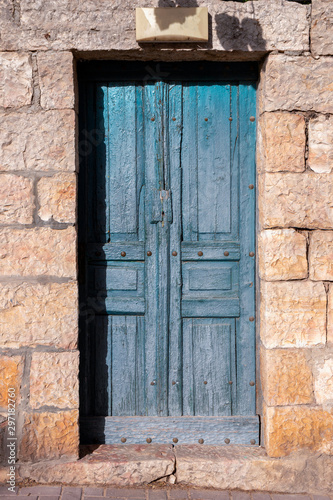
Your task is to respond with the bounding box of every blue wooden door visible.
[79,62,258,445]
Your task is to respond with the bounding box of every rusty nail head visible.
[198,438,204,444]
[151,381,156,386]
[172,381,176,385]
[205,118,208,122]
[151,117,155,121]
[121,251,126,257]
[229,117,233,121]
[249,316,255,322]
[172,117,176,121]
[121,438,126,443]
[224,438,230,444]
[249,252,255,257]
[250,439,256,445]
[249,381,255,386]
[224,251,229,257]
[173,438,178,443]
[228,381,233,385]
[250,116,255,122]
[249,184,254,190]
[146,438,152,443]
[172,251,178,256]
[147,251,152,257]
[198,251,203,257]
[204,381,208,385]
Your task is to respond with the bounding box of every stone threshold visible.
[10,445,333,495]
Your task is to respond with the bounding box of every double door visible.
[79,62,258,445]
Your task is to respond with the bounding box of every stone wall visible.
[0,0,332,490]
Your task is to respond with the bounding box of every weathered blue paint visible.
[79,62,257,444]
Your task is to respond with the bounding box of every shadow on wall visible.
[215,13,266,51]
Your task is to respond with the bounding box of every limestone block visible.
[0,282,78,349]
[15,1,309,53]
[259,173,333,229]
[328,287,333,345]
[308,115,333,174]
[0,356,23,408]
[20,444,176,486]
[264,404,333,458]
[37,173,76,223]
[38,51,75,109]
[0,227,76,277]
[312,357,333,406]
[0,52,32,107]
[0,174,34,224]
[20,410,79,461]
[259,229,307,281]
[258,112,305,173]
[309,231,333,281]
[0,110,76,172]
[260,347,313,406]
[260,281,326,349]
[311,0,333,56]
[30,352,79,409]
[261,55,333,114]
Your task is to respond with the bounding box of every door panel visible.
[79,62,258,445]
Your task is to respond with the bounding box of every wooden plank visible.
[182,84,198,242]
[94,315,111,415]
[103,297,145,315]
[111,316,138,416]
[95,84,109,242]
[197,84,231,239]
[80,415,260,445]
[108,84,138,237]
[86,242,145,261]
[235,83,257,416]
[181,242,240,261]
[182,298,240,318]
[168,83,183,416]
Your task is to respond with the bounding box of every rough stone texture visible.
[0,414,7,463]
[308,115,333,174]
[312,356,333,406]
[258,113,305,173]
[38,52,75,110]
[0,52,33,108]
[263,404,333,458]
[260,348,313,407]
[0,227,76,277]
[20,410,79,462]
[258,229,307,281]
[0,1,307,53]
[0,174,34,224]
[259,173,333,229]
[260,281,326,349]
[309,231,333,281]
[0,281,78,349]
[0,110,76,172]
[173,446,333,494]
[37,173,76,223]
[328,286,333,345]
[0,356,23,408]
[19,444,175,485]
[311,0,333,56]
[30,352,79,409]
[260,55,333,114]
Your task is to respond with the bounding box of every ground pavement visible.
[0,487,332,500]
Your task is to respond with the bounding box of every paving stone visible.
[190,491,229,500]
[169,489,189,499]
[271,496,310,500]
[148,490,167,500]
[19,486,62,495]
[84,487,105,496]
[39,497,61,500]
[106,488,146,498]
[312,496,331,500]
[251,494,271,500]
[62,487,82,500]
[231,493,250,500]
[0,486,19,494]
[84,497,105,500]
